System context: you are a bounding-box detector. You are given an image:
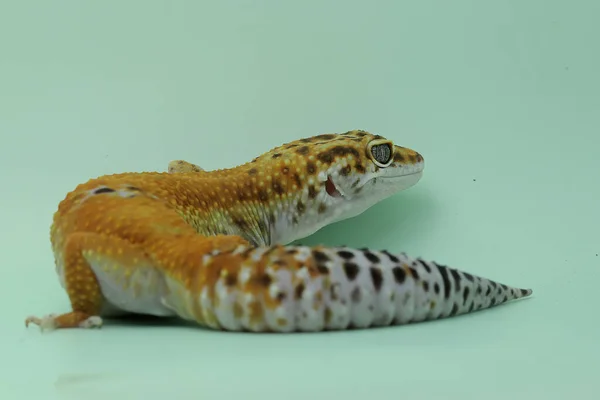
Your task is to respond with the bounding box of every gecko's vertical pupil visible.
[371,144,391,165]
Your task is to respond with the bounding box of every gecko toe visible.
[25,314,59,331]
[78,316,103,329]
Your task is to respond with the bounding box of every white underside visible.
[270,171,424,245]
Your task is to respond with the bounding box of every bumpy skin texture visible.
[25,130,531,332]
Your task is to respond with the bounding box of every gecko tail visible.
[161,244,532,333]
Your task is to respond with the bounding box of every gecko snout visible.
[393,145,424,167]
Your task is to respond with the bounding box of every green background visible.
[1,1,598,398]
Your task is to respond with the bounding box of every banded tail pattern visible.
[161,244,532,332]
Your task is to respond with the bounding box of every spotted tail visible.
[161,245,532,333]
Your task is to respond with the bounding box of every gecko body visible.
[26,130,531,332]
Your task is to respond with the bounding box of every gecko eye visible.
[368,140,393,167]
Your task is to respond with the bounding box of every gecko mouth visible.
[325,175,343,198]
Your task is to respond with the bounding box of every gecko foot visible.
[25,312,103,331]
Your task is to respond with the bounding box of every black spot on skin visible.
[297,146,310,155]
[354,163,365,173]
[356,131,367,137]
[370,267,383,291]
[520,288,529,296]
[318,152,333,164]
[256,273,272,287]
[272,153,282,158]
[382,250,400,263]
[285,248,297,255]
[422,281,429,291]
[293,173,302,187]
[340,165,351,176]
[318,203,327,213]
[241,247,254,258]
[351,287,362,302]
[316,264,329,274]
[295,283,305,299]
[232,217,249,231]
[315,134,336,140]
[258,189,268,201]
[485,286,491,296]
[317,146,360,164]
[434,283,440,294]
[490,298,496,307]
[393,152,405,163]
[435,264,452,299]
[462,287,470,305]
[351,179,360,188]
[501,284,508,291]
[416,259,431,273]
[337,250,354,259]
[312,250,330,263]
[94,187,115,194]
[296,201,305,214]
[292,216,298,224]
[224,274,237,286]
[463,272,475,282]
[272,180,284,195]
[392,267,406,284]
[408,267,420,280]
[362,250,380,263]
[277,292,286,301]
[343,262,360,280]
[300,138,312,143]
[450,269,461,291]
[502,295,508,303]
[308,186,317,199]
[450,303,459,316]
[126,186,141,191]
[248,168,258,175]
[468,302,475,312]
[306,162,316,174]
[269,212,276,224]
[490,281,497,289]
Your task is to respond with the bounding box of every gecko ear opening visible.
[326,176,342,198]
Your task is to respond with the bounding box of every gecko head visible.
[252,130,425,243]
